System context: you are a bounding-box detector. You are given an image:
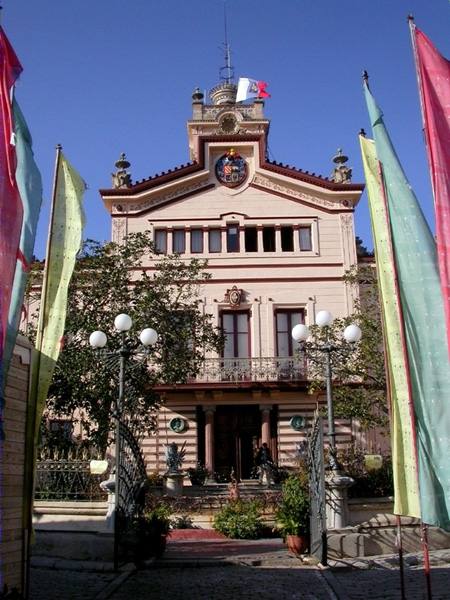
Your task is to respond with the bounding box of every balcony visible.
[190,357,307,385]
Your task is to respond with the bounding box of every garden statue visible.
[165,441,186,474]
[228,468,240,500]
[255,443,275,485]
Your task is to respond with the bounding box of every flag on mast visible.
[2,99,43,386]
[364,79,450,530]
[0,27,23,352]
[236,78,270,102]
[29,148,85,443]
[410,20,450,358]
[359,134,420,519]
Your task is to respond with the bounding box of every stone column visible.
[260,405,272,445]
[204,406,216,478]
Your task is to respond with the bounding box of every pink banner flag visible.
[0,27,23,352]
[412,22,450,356]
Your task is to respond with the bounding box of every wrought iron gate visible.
[308,412,327,565]
[116,421,148,562]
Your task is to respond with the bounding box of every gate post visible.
[325,472,354,529]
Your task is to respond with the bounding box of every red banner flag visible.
[411,22,450,356]
[0,27,23,352]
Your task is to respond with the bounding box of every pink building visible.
[99,81,366,480]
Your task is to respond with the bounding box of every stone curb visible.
[153,558,234,568]
[94,564,135,600]
[30,557,115,572]
[318,565,350,600]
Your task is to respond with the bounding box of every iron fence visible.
[34,447,109,502]
[193,357,307,383]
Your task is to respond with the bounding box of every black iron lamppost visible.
[291,310,362,470]
[89,313,158,571]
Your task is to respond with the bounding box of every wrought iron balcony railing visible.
[192,357,307,384]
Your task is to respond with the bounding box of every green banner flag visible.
[30,150,85,442]
[364,82,450,530]
[359,135,420,518]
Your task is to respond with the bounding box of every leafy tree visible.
[305,264,388,430]
[27,232,222,450]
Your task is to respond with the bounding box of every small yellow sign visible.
[89,460,108,475]
[364,454,383,472]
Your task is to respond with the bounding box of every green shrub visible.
[171,514,195,529]
[338,446,393,498]
[213,500,263,539]
[275,474,310,537]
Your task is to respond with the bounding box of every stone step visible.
[328,524,450,558]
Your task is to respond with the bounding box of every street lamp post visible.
[89,314,158,571]
[291,310,362,471]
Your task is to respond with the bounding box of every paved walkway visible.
[29,533,450,600]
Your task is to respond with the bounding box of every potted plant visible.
[128,503,172,563]
[275,473,310,555]
[187,461,211,486]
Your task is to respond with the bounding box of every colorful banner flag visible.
[236,77,270,102]
[30,149,85,443]
[0,27,23,439]
[411,22,450,358]
[364,81,450,530]
[2,99,43,386]
[0,27,23,352]
[359,134,420,519]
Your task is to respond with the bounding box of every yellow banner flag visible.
[359,135,420,518]
[31,149,85,441]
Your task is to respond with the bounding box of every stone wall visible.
[1,335,32,595]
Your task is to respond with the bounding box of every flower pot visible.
[286,534,308,556]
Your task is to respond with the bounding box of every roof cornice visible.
[99,133,364,199]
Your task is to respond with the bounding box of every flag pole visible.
[23,143,62,597]
[377,156,432,600]
[407,19,434,599]
[35,144,62,360]
[367,90,425,595]
[396,515,406,600]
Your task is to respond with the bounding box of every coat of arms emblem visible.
[215,148,248,188]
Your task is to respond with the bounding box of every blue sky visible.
[4,1,450,258]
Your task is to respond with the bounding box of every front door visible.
[214,405,261,481]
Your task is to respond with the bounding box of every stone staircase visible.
[328,515,450,558]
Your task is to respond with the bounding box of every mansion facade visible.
[99,81,367,481]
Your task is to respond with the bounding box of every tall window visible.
[191,229,203,253]
[222,311,250,358]
[263,226,276,252]
[209,229,221,253]
[173,229,186,253]
[154,229,167,254]
[281,226,294,251]
[244,226,258,252]
[299,226,312,251]
[227,224,240,252]
[275,310,304,356]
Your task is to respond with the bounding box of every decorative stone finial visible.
[331,149,352,183]
[209,82,237,105]
[192,87,204,102]
[112,152,131,189]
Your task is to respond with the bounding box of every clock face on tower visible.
[215,148,248,188]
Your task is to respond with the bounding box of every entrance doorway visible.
[214,405,261,481]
